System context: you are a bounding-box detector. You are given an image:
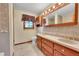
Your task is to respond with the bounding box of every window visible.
[24,20,34,29]
[22,14,35,29]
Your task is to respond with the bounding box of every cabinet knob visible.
[61,49,65,52]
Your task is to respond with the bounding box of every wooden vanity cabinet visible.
[54,50,64,56]
[41,37,54,56]
[36,35,79,56]
[36,36,54,56]
[54,43,79,56]
[36,36,42,50]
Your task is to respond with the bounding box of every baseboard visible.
[14,40,32,46]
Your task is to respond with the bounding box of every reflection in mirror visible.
[44,4,75,25]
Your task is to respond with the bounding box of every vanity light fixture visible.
[41,3,70,17]
[42,13,44,15]
[45,11,47,14]
[58,3,64,6]
[53,5,55,9]
[58,3,62,5]
[48,8,51,12]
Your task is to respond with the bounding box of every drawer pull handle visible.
[62,49,65,52]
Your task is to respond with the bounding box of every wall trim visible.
[14,40,32,46]
[9,3,14,56]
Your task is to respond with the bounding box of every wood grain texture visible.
[37,35,79,56]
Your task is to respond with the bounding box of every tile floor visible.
[14,42,44,56]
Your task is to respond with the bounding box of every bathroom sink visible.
[58,39,78,44]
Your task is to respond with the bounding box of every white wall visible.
[14,9,37,44]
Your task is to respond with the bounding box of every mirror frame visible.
[42,3,78,27]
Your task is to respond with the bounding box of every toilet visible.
[32,36,37,46]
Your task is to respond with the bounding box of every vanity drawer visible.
[54,43,79,56]
[42,38,53,48]
[36,36,42,50]
[54,43,64,53]
[42,46,52,56]
[37,41,41,49]
[42,42,53,54]
[62,47,79,56]
[54,50,64,56]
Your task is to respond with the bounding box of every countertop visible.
[37,33,79,52]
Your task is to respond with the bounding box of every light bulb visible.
[48,8,51,11]
[53,5,55,9]
[42,13,44,15]
[45,11,47,14]
[58,3,62,5]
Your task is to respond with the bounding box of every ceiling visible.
[14,3,52,16]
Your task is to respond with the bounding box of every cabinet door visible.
[42,38,54,56]
[42,42,53,55]
[36,36,42,50]
[42,38,53,48]
[36,16,42,26]
[54,50,64,56]
[63,47,79,56]
[54,43,79,56]
[42,47,52,56]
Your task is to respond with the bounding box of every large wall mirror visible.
[43,3,78,26]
